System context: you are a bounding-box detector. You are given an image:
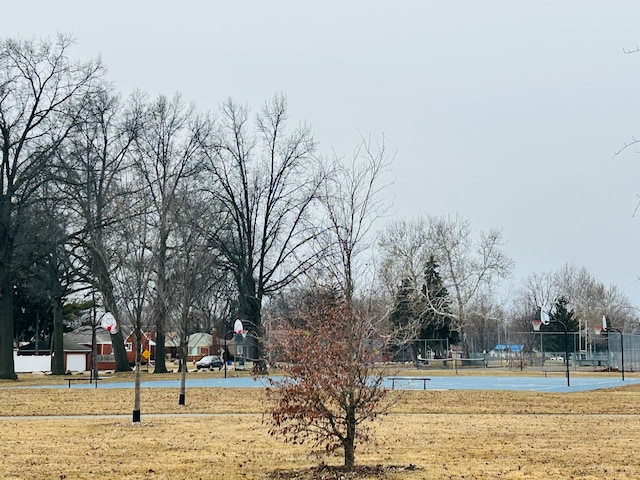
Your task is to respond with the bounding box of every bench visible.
[64,377,103,388]
[388,376,431,390]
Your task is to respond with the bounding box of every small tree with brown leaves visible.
[266,297,394,469]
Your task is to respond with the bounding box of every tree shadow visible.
[267,463,418,479]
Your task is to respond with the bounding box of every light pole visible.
[595,322,625,382]
[532,316,570,387]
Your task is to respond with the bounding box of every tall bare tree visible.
[316,136,392,302]
[518,270,556,314]
[62,87,145,371]
[379,215,513,358]
[378,217,440,345]
[13,197,77,375]
[0,35,104,378]
[114,189,154,422]
[201,95,322,363]
[426,214,513,357]
[170,192,224,405]
[134,93,210,373]
[378,217,433,298]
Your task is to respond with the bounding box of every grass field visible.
[0,369,638,479]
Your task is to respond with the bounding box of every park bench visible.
[388,376,431,390]
[64,377,104,388]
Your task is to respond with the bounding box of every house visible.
[14,337,91,373]
[187,332,214,361]
[123,330,158,365]
[122,331,215,364]
[64,325,116,370]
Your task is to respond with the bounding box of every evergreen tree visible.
[388,277,416,360]
[544,296,578,354]
[417,255,457,357]
[389,277,414,330]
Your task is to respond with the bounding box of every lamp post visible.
[595,324,625,382]
[532,316,570,387]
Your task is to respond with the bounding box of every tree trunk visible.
[95,261,131,371]
[239,286,267,373]
[110,328,130,371]
[51,299,65,375]
[462,333,470,360]
[179,337,187,405]
[133,329,141,422]
[154,328,167,373]
[344,406,356,469]
[238,275,262,328]
[0,199,16,380]
[238,273,260,321]
[0,289,16,380]
[153,228,169,374]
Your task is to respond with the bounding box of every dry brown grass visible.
[0,371,639,479]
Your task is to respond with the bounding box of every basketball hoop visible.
[100,311,119,334]
[241,330,248,339]
[234,319,244,334]
[531,319,542,332]
[594,325,605,336]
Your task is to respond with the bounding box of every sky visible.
[5,1,640,306]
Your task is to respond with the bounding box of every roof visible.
[164,332,181,348]
[188,332,212,348]
[17,338,91,354]
[65,325,113,346]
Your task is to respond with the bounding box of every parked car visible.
[196,355,223,370]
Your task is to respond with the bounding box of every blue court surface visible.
[383,375,639,393]
[44,375,639,393]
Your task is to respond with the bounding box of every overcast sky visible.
[6,1,640,306]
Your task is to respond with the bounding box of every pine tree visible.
[418,255,457,357]
[389,277,414,329]
[545,296,578,354]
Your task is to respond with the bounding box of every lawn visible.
[0,370,638,479]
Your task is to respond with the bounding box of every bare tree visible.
[554,264,638,338]
[378,218,447,350]
[379,215,513,358]
[201,95,322,366]
[13,198,78,375]
[114,189,154,422]
[61,87,142,371]
[518,270,557,314]
[508,271,557,352]
[134,93,210,373]
[426,214,513,357]
[266,294,395,470]
[378,217,432,299]
[316,135,392,302]
[169,193,224,405]
[465,293,505,354]
[0,35,104,378]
